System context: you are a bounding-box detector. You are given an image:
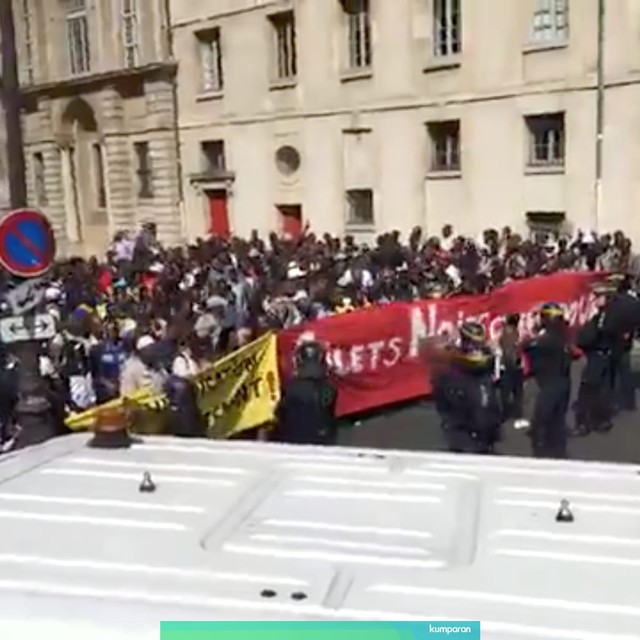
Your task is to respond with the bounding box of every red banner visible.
[278,272,604,417]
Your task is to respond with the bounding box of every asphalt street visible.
[338,363,640,465]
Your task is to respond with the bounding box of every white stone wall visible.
[172,0,640,243]
[12,0,182,257]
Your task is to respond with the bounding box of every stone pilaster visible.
[101,87,135,234]
[103,134,135,234]
[142,77,182,245]
[41,143,67,255]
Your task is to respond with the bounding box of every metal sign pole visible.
[0,2,57,449]
[0,211,60,449]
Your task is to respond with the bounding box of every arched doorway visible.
[59,97,108,257]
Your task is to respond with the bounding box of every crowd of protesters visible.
[0,220,634,441]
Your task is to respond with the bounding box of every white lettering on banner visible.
[295,331,404,376]
[328,338,404,376]
[408,293,599,359]
[296,289,599,378]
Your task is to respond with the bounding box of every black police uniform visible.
[164,374,206,438]
[574,305,615,434]
[523,305,572,459]
[0,352,18,449]
[272,342,338,446]
[433,326,502,455]
[600,282,640,412]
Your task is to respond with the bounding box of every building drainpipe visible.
[161,0,186,237]
[594,0,605,234]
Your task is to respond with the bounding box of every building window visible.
[342,0,371,70]
[346,188,374,226]
[197,28,224,93]
[269,11,297,81]
[121,0,139,68]
[526,211,565,243]
[427,120,461,172]
[66,0,91,75]
[21,0,35,84]
[93,143,107,208]
[201,140,226,173]
[33,152,47,206]
[434,0,461,57]
[526,113,565,168]
[134,142,153,199]
[532,0,568,43]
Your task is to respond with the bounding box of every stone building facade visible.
[14,0,182,257]
[171,0,640,245]
[0,97,10,213]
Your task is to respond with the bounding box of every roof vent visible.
[139,471,156,493]
[260,589,277,599]
[555,499,574,523]
[291,592,308,601]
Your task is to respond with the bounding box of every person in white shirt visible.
[441,224,455,252]
[120,336,167,397]
[172,341,200,379]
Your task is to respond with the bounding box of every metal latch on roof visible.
[139,471,156,493]
[555,499,574,523]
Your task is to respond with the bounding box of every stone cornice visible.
[20,62,177,99]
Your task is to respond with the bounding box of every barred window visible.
[122,0,139,68]
[270,11,297,81]
[433,0,461,57]
[532,0,569,42]
[198,28,224,92]
[134,142,153,199]
[428,120,461,172]
[343,0,371,70]
[66,0,91,75]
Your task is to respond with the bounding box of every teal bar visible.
[160,621,481,640]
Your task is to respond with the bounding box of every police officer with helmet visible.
[271,340,338,446]
[600,274,640,412]
[523,302,573,459]
[573,280,619,435]
[432,321,503,455]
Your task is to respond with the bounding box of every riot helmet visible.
[294,340,327,379]
[459,321,487,350]
[539,302,565,329]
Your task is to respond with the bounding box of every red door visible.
[207,190,231,238]
[278,204,303,238]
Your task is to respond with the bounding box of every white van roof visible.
[1,434,639,640]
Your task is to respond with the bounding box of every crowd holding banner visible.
[66,332,280,439]
[278,271,604,417]
[65,271,604,436]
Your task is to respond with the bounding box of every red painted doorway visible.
[277,204,303,238]
[207,189,231,239]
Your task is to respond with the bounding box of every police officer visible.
[272,341,338,446]
[522,303,573,459]
[164,374,206,438]
[602,274,640,412]
[573,281,618,435]
[432,321,503,455]
[0,346,18,452]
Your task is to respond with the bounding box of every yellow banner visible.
[65,333,280,439]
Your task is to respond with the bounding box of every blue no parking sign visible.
[0,208,56,278]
